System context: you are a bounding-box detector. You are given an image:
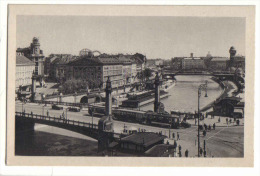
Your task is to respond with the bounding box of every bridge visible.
[162,70,244,82]
[15,112,126,141]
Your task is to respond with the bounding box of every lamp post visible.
[197,81,208,157]
[42,105,45,116]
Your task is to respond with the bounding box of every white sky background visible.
[17,16,245,59]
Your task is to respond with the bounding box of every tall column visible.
[154,72,160,113]
[31,71,37,102]
[105,77,112,117]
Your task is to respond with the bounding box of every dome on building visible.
[206,51,212,58]
[33,37,39,43]
[79,48,93,57]
[230,46,235,50]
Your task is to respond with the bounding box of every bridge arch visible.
[80,95,102,103]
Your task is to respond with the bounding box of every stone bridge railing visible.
[15,112,125,140]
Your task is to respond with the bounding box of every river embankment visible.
[200,77,238,112]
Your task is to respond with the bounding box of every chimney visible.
[190,53,194,58]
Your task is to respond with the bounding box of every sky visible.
[16,16,245,59]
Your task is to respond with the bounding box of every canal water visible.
[140,75,223,113]
[16,75,223,156]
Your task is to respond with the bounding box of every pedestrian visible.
[173,140,177,149]
[229,118,232,124]
[166,140,169,145]
[179,151,182,157]
[172,132,175,139]
[199,148,203,156]
[203,130,206,137]
[195,119,197,125]
[47,110,49,117]
[185,149,189,157]
[204,124,207,131]
[213,123,216,130]
[237,119,240,126]
[226,118,228,124]
[208,125,211,131]
[204,150,207,157]
[177,132,180,140]
[178,145,182,153]
[218,117,221,123]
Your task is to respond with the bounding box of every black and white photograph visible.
[14,15,246,158]
[2,4,257,169]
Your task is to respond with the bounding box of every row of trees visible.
[136,68,153,81]
[58,78,102,94]
[57,68,153,94]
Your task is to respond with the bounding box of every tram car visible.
[88,106,190,129]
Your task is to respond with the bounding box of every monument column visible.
[154,72,160,113]
[31,71,37,102]
[98,77,114,152]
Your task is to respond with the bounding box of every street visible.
[16,102,244,157]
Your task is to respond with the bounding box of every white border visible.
[0,0,259,176]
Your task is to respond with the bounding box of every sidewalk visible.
[186,116,244,127]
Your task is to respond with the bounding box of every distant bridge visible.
[15,112,125,141]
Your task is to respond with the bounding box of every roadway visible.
[15,102,244,157]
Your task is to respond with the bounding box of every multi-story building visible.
[16,53,35,90]
[68,56,124,89]
[130,53,146,73]
[49,54,77,82]
[118,56,133,84]
[182,53,206,70]
[16,37,45,76]
[209,57,229,72]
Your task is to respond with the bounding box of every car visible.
[52,104,63,110]
[68,107,80,112]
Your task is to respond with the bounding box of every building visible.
[209,57,229,71]
[229,46,245,71]
[182,53,206,70]
[117,55,133,84]
[130,53,146,73]
[50,54,77,82]
[16,37,45,76]
[44,55,59,77]
[68,55,124,89]
[171,57,183,70]
[212,97,244,118]
[120,132,166,153]
[16,54,35,90]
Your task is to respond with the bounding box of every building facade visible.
[209,57,229,72]
[182,55,206,70]
[17,37,45,76]
[68,56,125,89]
[16,54,35,90]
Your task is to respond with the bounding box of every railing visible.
[15,111,98,129]
[33,100,90,107]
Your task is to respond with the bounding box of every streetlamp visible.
[197,81,208,157]
[42,105,45,116]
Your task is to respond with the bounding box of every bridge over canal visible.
[15,112,126,141]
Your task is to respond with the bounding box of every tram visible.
[88,106,190,129]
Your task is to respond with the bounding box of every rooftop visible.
[121,132,166,147]
[16,55,35,65]
[211,57,230,61]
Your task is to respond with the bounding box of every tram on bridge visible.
[88,106,191,129]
